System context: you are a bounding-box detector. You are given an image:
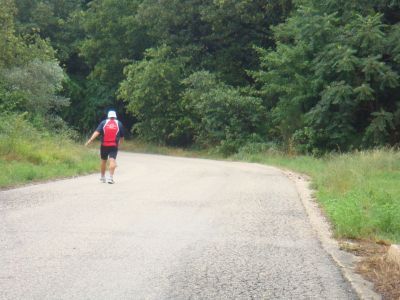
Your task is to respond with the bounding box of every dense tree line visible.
[0,0,68,130]
[1,0,399,154]
[254,0,400,153]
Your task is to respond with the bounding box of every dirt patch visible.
[340,240,400,300]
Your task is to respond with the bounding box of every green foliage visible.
[0,0,19,69]
[1,59,68,114]
[62,76,117,133]
[0,1,96,187]
[182,71,267,154]
[8,0,400,154]
[11,0,294,141]
[137,0,292,85]
[56,0,152,131]
[364,107,400,145]
[254,1,400,152]
[12,0,131,131]
[0,80,27,112]
[0,0,69,119]
[119,46,189,145]
[80,0,150,84]
[14,0,85,63]
[0,0,56,68]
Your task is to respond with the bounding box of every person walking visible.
[85,110,125,184]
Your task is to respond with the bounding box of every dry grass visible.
[357,253,400,300]
[340,240,400,300]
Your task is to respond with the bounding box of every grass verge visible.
[0,114,98,189]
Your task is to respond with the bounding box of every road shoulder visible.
[282,169,381,300]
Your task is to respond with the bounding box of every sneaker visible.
[100,177,106,183]
[107,177,114,184]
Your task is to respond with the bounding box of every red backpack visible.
[102,119,120,146]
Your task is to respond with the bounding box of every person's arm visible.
[85,131,100,146]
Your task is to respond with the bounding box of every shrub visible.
[183,71,267,154]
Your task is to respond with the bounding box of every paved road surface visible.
[0,152,357,299]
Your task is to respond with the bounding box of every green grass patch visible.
[0,144,98,188]
[0,114,98,188]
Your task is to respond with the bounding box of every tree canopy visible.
[2,0,399,153]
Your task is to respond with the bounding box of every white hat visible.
[107,110,117,118]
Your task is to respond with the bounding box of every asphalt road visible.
[0,152,357,299]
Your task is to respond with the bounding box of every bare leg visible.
[109,158,117,177]
[100,159,107,177]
